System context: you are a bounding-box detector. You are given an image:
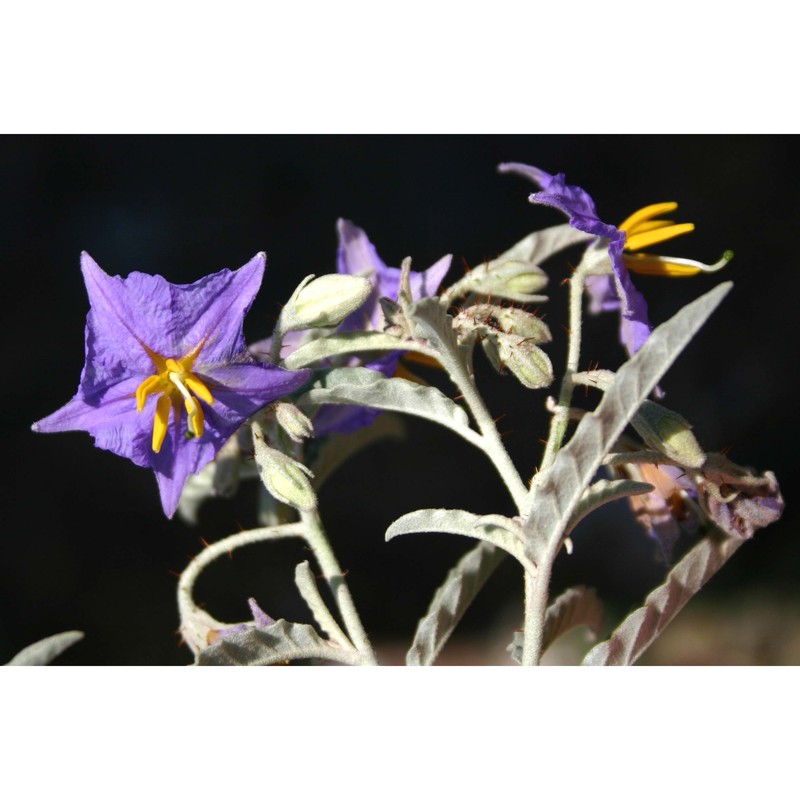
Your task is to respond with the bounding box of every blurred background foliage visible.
[2,135,797,665]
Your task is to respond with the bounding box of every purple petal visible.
[499,163,652,358]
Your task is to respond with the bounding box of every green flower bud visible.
[632,400,706,469]
[283,274,372,331]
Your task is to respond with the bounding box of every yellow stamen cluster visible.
[619,202,731,277]
[134,342,214,453]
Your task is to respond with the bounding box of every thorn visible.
[167,569,181,579]
[538,438,548,446]
[720,444,733,456]
[560,324,571,335]
[560,277,571,286]
[199,536,210,549]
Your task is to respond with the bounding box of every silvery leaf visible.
[566,479,655,536]
[386,508,532,572]
[582,533,743,666]
[406,542,506,666]
[6,631,84,666]
[524,283,732,557]
[299,367,479,446]
[283,331,418,370]
[197,619,364,666]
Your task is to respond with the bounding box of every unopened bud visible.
[482,332,554,390]
[456,304,551,343]
[632,400,706,469]
[283,274,372,331]
[260,451,317,511]
[274,402,314,443]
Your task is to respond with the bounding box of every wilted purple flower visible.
[498,163,730,357]
[616,461,698,560]
[33,252,311,517]
[694,454,784,540]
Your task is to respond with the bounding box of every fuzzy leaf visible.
[566,479,655,535]
[524,283,732,556]
[386,508,532,571]
[283,331,417,370]
[406,542,506,666]
[6,630,84,666]
[299,367,479,445]
[407,297,463,358]
[197,619,364,666]
[582,533,743,666]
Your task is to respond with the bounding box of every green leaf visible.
[283,331,418,370]
[524,282,732,558]
[386,508,533,572]
[6,631,84,666]
[582,533,743,666]
[196,619,364,666]
[299,367,480,446]
[406,542,506,666]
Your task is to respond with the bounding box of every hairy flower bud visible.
[273,402,314,443]
[456,304,552,344]
[482,332,554,389]
[632,401,706,469]
[283,274,372,332]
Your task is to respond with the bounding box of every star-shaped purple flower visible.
[310,220,451,435]
[33,252,311,517]
[498,162,652,356]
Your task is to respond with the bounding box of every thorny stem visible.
[538,261,591,474]
[298,506,378,665]
[251,419,378,664]
[178,524,306,654]
[429,340,528,514]
[522,258,595,665]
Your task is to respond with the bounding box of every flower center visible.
[134,342,215,453]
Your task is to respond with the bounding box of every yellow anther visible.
[152,395,171,453]
[134,340,215,451]
[618,202,678,234]
[624,222,695,252]
[135,374,163,412]
[184,374,214,405]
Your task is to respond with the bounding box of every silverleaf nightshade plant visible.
[21,162,785,667]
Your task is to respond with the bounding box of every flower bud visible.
[260,452,317,511]
[456,304,551,343]
[282,274,372,331]
[482,332,554,390]
[273,402,314,443]
[632,400,706,469]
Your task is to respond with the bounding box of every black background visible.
[1,135,797,665]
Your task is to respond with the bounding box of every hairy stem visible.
[299,507,378,664]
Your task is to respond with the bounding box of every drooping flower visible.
[32,252,311,517]
[498,163,731,357]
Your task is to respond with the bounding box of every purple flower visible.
[336,219,451,332]
[32,252,311,517]
[312,220,451,435]
[498,163,730,357]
